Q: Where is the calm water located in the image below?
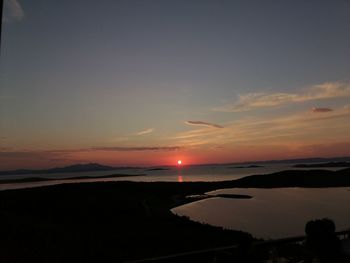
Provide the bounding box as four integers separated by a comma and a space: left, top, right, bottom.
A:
172, 187, 350, 239
2, 165, 349, 239
0, 164, 342, 191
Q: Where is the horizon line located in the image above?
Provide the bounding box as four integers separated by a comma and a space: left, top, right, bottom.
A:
1, 155, 350, 172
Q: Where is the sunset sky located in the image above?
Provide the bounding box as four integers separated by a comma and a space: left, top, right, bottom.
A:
1, 0, 350, 169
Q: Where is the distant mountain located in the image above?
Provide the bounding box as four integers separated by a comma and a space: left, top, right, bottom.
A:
293, 162, 350, 168
190, 156, 350, 167
227, 156, 350, 165
2, 156, 350, 176
0, 163, 126, 176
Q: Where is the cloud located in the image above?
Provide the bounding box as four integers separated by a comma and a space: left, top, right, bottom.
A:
214, 82, 350, 112
0, 145, 183, 168
185, 120, 224, 128
134, 128, 155, 135
173, 106, 350, 148
0, 147, 11, 151
91, 146, 181, 151
297, 142, 350, 157
311, 107, 333, 113
0, 145, 182, 159
0, 150, 68, 160
3, 0, 24, 22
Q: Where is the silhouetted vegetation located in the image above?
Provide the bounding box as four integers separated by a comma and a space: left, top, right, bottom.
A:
305, 218, 341, 262
0, 182, 253, 263
1, 168, 350, 262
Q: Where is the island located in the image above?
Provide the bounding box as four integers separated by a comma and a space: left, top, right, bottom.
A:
1, 167, 350, 262
0, 173, 146, 184
0, 163, 140, 176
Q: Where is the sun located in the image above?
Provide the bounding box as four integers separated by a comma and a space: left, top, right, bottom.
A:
177, 160, 182, 165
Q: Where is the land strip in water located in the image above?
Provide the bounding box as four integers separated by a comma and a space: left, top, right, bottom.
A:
1, 168, 350, 262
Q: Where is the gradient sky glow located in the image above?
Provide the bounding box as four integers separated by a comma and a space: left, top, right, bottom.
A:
1, 0, 350, 169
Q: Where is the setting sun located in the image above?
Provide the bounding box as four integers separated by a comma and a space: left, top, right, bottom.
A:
177, 160, 182, 165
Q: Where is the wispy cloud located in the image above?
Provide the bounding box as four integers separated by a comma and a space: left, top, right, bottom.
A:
311, 107, 333, 113
3, 0, 24, 22
134, 128, 155, 135
0, 145, 182, 159
174, 107, 350, 147
185, 120, 224, 128
214, 82, 350, 112
91, 146, 181, 151
0, 145, 182, 166
0, 150, 69, 160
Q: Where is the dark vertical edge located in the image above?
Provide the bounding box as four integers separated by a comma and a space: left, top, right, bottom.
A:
0, 0, 3, 54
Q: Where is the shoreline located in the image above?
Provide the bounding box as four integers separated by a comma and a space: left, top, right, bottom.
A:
1, 167, 350, 188
0, 180, 255, 263
0, 173, 146, 185
1, 168, 350, 262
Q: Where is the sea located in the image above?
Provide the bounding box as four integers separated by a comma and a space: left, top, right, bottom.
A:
0, 163, 343, 190
172, 187, 350, 239
1, 163, 349, 239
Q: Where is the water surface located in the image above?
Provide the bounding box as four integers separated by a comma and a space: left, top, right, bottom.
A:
172, 187, 350, 239
0, 164, 343, 191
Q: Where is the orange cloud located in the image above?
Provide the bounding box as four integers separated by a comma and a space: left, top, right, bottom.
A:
214, 82, 350, 112
185, 120, 224, 128
91, 146, 181, 151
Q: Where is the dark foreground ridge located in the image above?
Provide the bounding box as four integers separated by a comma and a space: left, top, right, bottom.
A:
1, 168, 350, 262
0, 181, 253, 263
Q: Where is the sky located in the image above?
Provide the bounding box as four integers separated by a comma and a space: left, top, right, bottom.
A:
1, 0, 350, 169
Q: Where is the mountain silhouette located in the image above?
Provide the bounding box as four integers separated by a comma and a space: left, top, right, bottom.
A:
0, 163, 123, 176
